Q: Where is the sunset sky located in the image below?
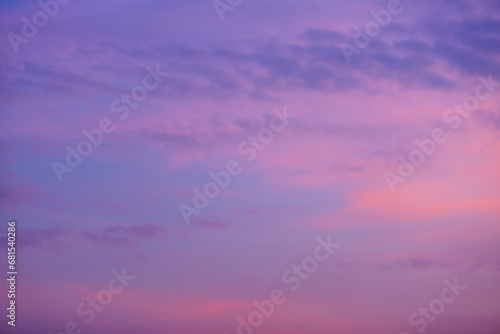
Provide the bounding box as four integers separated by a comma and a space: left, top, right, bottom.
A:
1, 0, 500, 333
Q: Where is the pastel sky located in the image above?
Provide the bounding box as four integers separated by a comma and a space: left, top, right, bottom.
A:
1, 0, 500, 333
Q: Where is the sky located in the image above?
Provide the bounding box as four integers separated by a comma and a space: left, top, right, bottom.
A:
0, 0, 500, 333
